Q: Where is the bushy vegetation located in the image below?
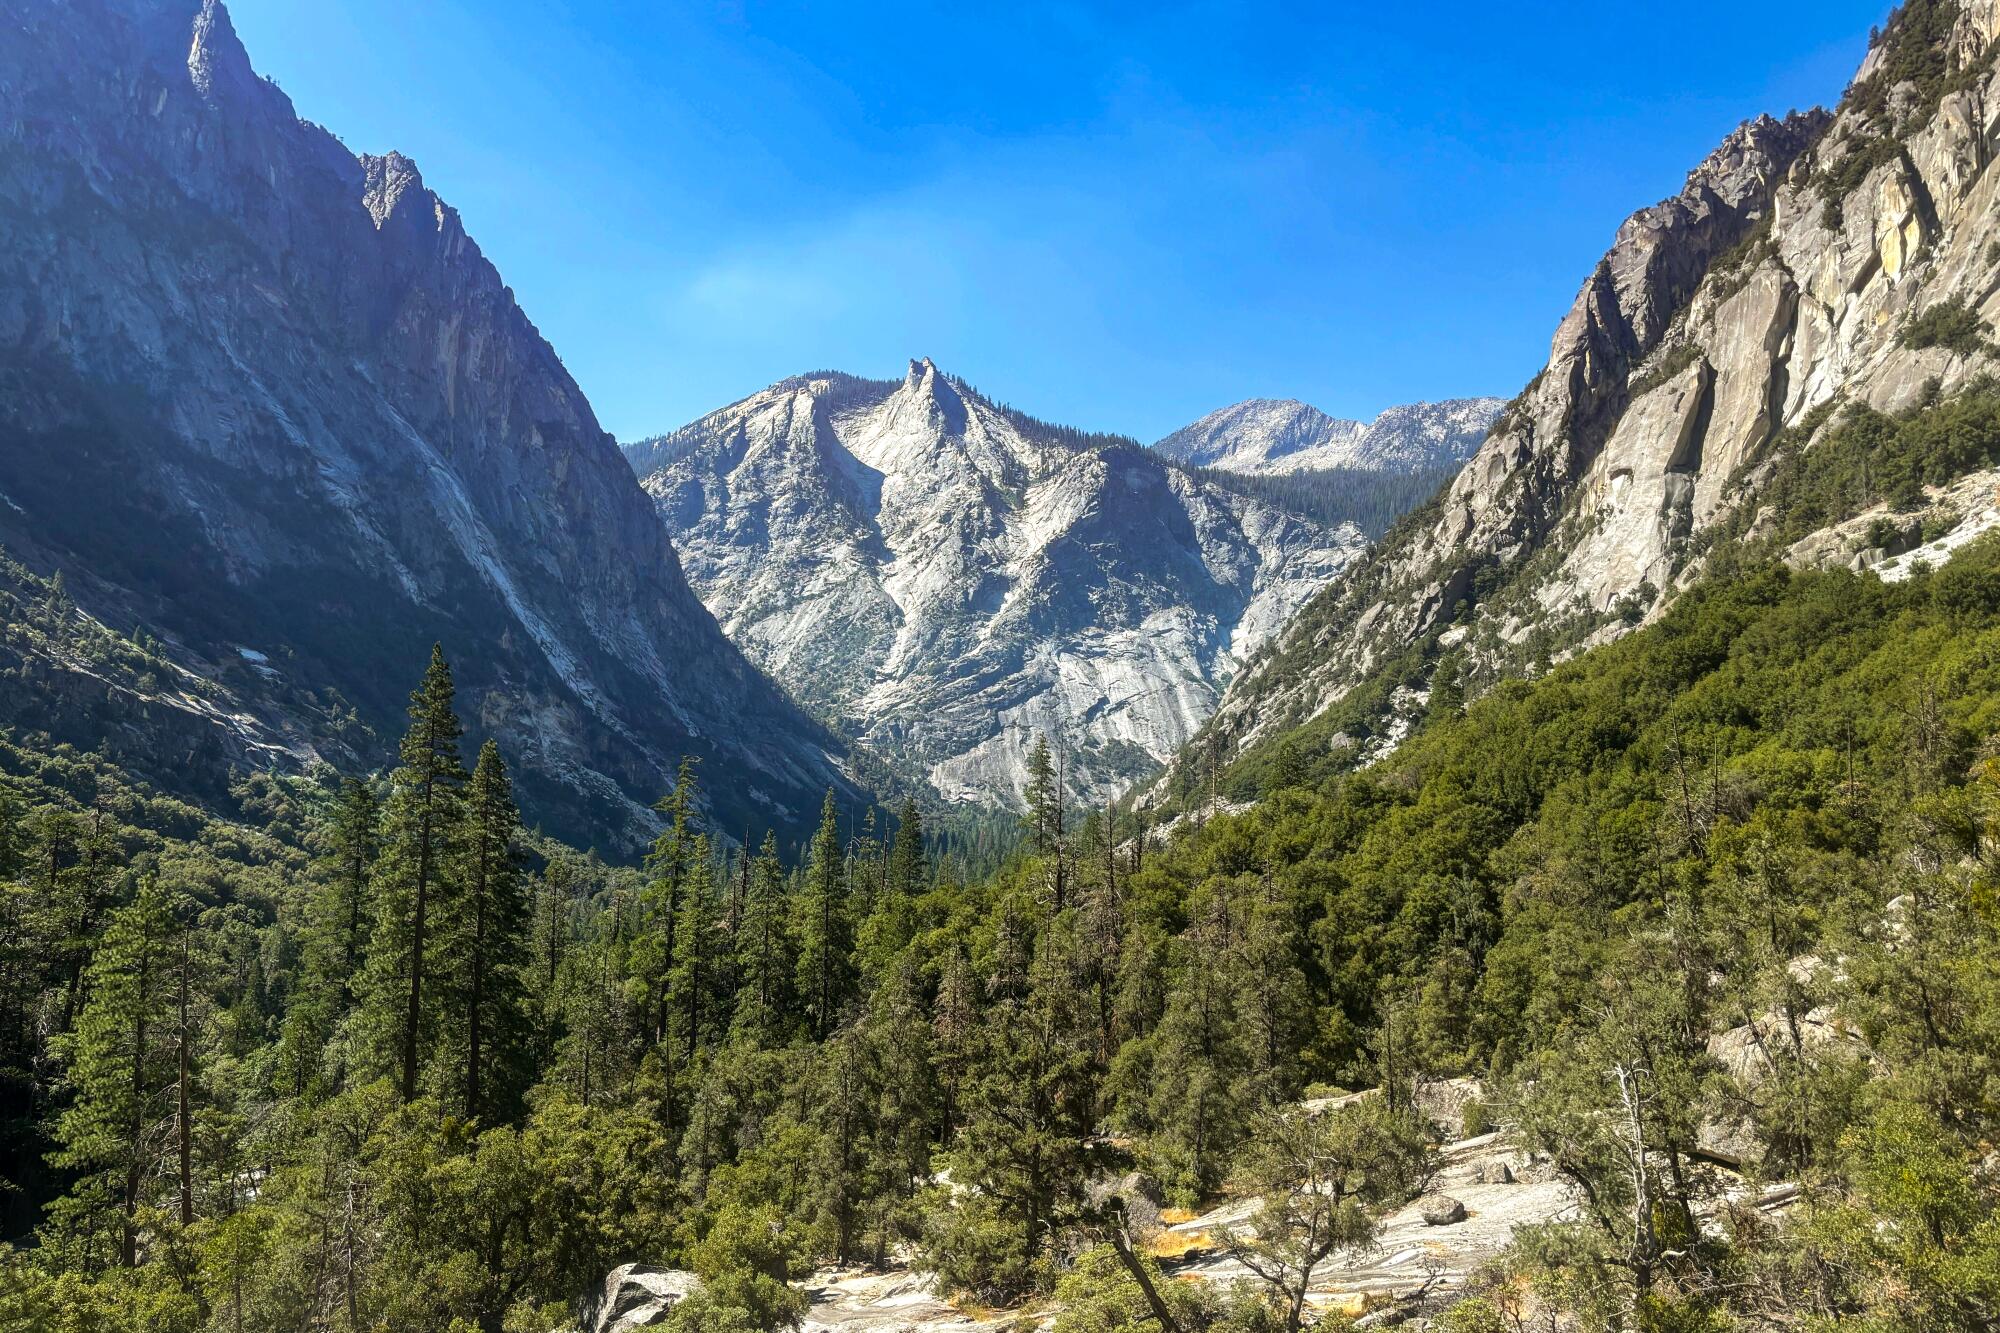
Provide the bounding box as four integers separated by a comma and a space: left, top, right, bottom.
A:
7, 528, 2000, 1329
1625, 342, 1706, 403
1711, 382, 2000, 547
1901, 297, 1995, 355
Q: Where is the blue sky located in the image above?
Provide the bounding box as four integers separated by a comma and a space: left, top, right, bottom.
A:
228, 1, 1887, 443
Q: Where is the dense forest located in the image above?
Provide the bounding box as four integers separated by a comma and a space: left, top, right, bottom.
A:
1184, 464, 1464, 540
1, 501, 1998, 1329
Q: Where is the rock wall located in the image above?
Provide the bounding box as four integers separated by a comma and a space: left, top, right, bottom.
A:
1180, 2, 2000, 787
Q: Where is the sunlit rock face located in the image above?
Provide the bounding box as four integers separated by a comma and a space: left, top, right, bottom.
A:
1179, 5, 2000, 784
628, 361, 1366, 807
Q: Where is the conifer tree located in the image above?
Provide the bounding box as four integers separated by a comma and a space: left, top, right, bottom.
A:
52, 877, 183, 1267
452, 739, 530, 1123
358, 645, 468, 1101
668, 836, 730, 1064
888, 799, 925, 901
859, 800, 924, 984
1145, 893, 1251, 1201
1023, 735, 1068, 908
858, 956, 940, 1258
640, 758, 701, 1047
796, 790, 856, 1039
320, 778, 379, 996
531, 849, 580, 997
733, 832, 797, 1044
1237, 884, 1310, 1108
277, 777, 380, 1101
927, 916, 1096, 1299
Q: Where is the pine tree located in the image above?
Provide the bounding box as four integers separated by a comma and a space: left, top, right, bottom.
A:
52, 877, 183, 1267
277, 777, 380, 1101
859, 800, 924, 984
796, 790, 856, 1040
733, 832, 797, 1045
857, 956, 940, 1259
888, 800, 925, 901
358, 645, 468, 1102
320, 778, 379, 995
1022, 735, 1067, 909
531, 849, 579, 998
1145, 892, 1251, 1201
809, 1027, 873, 1263
927, 915, 1096, 1298
640, 758, 701, 1048
1237, 884, 1310, 1109
451, 739, 530, 1124
668, 836, 729, 1064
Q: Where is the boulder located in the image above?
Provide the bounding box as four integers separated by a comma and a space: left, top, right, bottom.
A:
1412, 1077, 1486, 1140
1475, 1160, 1514, 1185
1088, 1170, 1165, 1235
1420, 1194, 1467, 1226
581, 1264, 702, 1333
1697, 1111, 1764, 1170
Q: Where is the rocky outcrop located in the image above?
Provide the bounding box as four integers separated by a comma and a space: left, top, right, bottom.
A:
1178, 2, 2000, 790
581, 1265, 701, 1333
0, 0, 856, 846
628, 362, 1365, 806
1153, 398, 1504, 475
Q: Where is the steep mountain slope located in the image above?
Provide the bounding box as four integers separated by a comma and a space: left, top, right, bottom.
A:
1153, 397, 1504, 474
1169, 0, 2000, 807
626, 360, 1365, 806
0, 0, 855, 847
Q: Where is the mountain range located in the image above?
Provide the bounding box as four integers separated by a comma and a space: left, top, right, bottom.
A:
624, 362, 1367, 806
0, 0, 856, 848
1152, 397, 1505, 475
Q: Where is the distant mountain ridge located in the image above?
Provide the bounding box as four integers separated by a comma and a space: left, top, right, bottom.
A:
625, 359, 1367, 807
1153, 397, 1505, 475
1165, 0, 2000, 805
0, 0, 857, 847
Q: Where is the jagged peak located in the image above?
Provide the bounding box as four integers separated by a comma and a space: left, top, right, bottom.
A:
187, 0, 262, 105
360, 151, 429, 228
1673, 109, 1830, 214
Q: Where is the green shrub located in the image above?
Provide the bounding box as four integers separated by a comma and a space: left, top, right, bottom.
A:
1900, 298, 1992, 355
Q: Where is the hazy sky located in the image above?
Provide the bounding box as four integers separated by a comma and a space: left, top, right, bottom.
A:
228, 1, 1886, 442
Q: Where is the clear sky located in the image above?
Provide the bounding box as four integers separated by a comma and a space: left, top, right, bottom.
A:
227, 1, 1887, 443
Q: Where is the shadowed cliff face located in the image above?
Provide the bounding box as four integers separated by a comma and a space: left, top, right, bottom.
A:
628, 360, 1366, 808
1179, 1, 2000, 792
0, 0, 856, 848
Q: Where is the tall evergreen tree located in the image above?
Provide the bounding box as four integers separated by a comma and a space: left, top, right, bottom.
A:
1022, 736, 1067, 909
531, 849, 580, 998
668, 836, 730, 1064
277, 777, 380, 1101
319, 778, 379, 997
451, 739, 530, 1124
733, 832, 797, 1045
796, 790, 856, 1040
859, 801, 924, 984
640, 758, 701, 1048
1144, 892, 1251, 1201
51, 877, 183, 1267
927, 915, 1096, 1299
358, 645, 468, 1101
